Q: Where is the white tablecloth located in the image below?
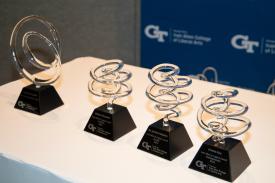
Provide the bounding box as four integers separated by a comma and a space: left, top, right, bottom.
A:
0, 57, 274, 183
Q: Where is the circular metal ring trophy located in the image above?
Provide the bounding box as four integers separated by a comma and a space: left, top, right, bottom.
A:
10, 15, 63, 115
138, 63, 193, 160
189, 89, 251, 182
84, 60, 136, 141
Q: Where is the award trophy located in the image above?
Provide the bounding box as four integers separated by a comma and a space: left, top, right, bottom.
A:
189, 89, 251, 182
267, 80, 275, 95
138, 63, 193, 160
195, 66, 218, 83
84, 60, 136, 141
10, 15, 63, 115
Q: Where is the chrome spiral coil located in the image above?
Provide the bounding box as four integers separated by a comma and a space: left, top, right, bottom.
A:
10, 15, 61, 87
146, 63, 193, 127
88, 59, 132, 111
197, 66, 218, 83
198, 89, 251, 144
267, 80, 275, 95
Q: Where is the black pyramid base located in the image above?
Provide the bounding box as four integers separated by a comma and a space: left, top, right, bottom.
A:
84, 103, 136, 141
189, 136, 251, 182
138, 119, 193, 161
14, 84, 64, 115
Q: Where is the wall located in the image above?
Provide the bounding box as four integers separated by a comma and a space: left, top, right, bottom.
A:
0, 0, 140, 85
140, 0, 275, 93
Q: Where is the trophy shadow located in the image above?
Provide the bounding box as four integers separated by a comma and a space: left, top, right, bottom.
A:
0, 91, 18, 106
17, 108, 61, 122
124, 125, 147, 149
83, 131, 115, 145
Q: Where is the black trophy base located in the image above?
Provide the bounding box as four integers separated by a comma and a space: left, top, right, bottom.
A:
137, 119, 193, 161
84, 103, 136, 141
14, 84, 64, 115
189, 136, 251, 182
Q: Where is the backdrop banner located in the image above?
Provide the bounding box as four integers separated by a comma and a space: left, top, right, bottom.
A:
140, 0, 275, 94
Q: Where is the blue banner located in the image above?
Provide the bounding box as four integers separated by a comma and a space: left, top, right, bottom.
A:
141, 0, 275, 93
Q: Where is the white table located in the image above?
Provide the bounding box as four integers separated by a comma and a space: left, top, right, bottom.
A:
0, 57, 274, 183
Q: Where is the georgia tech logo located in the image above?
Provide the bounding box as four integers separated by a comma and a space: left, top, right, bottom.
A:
142, 141, 151, 151
231, 34, 259, 54
88, 124, 96, 132
17, 101, 26, 108
195, 160, 207, 170
144, 25, 168, 42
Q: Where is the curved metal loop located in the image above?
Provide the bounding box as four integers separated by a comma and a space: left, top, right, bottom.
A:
267, 80, 275, 95
146, 63, 193, 126
198, 89, 251, 143
202, 66, 218, 83
201, 96, 248, 117
10, 15, 61, 87
88, 59, 132, 111
211, 89, 238, 99
191, 66, 218, 83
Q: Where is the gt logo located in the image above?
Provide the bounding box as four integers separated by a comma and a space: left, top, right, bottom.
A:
144, 25, 168, 42
231, 34, 259, 54
195, 160, 207, 170
142, 141, 151, 151
17, 101, 26, 108
88, 124, 96, 132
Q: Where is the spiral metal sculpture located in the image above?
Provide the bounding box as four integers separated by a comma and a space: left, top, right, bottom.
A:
146, 63, 193, 127
198, 89, 251, 144
88, 59, 132, 111
195, 66, 218, 83
10, 15, 61, 87
267, 80, 275, 95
